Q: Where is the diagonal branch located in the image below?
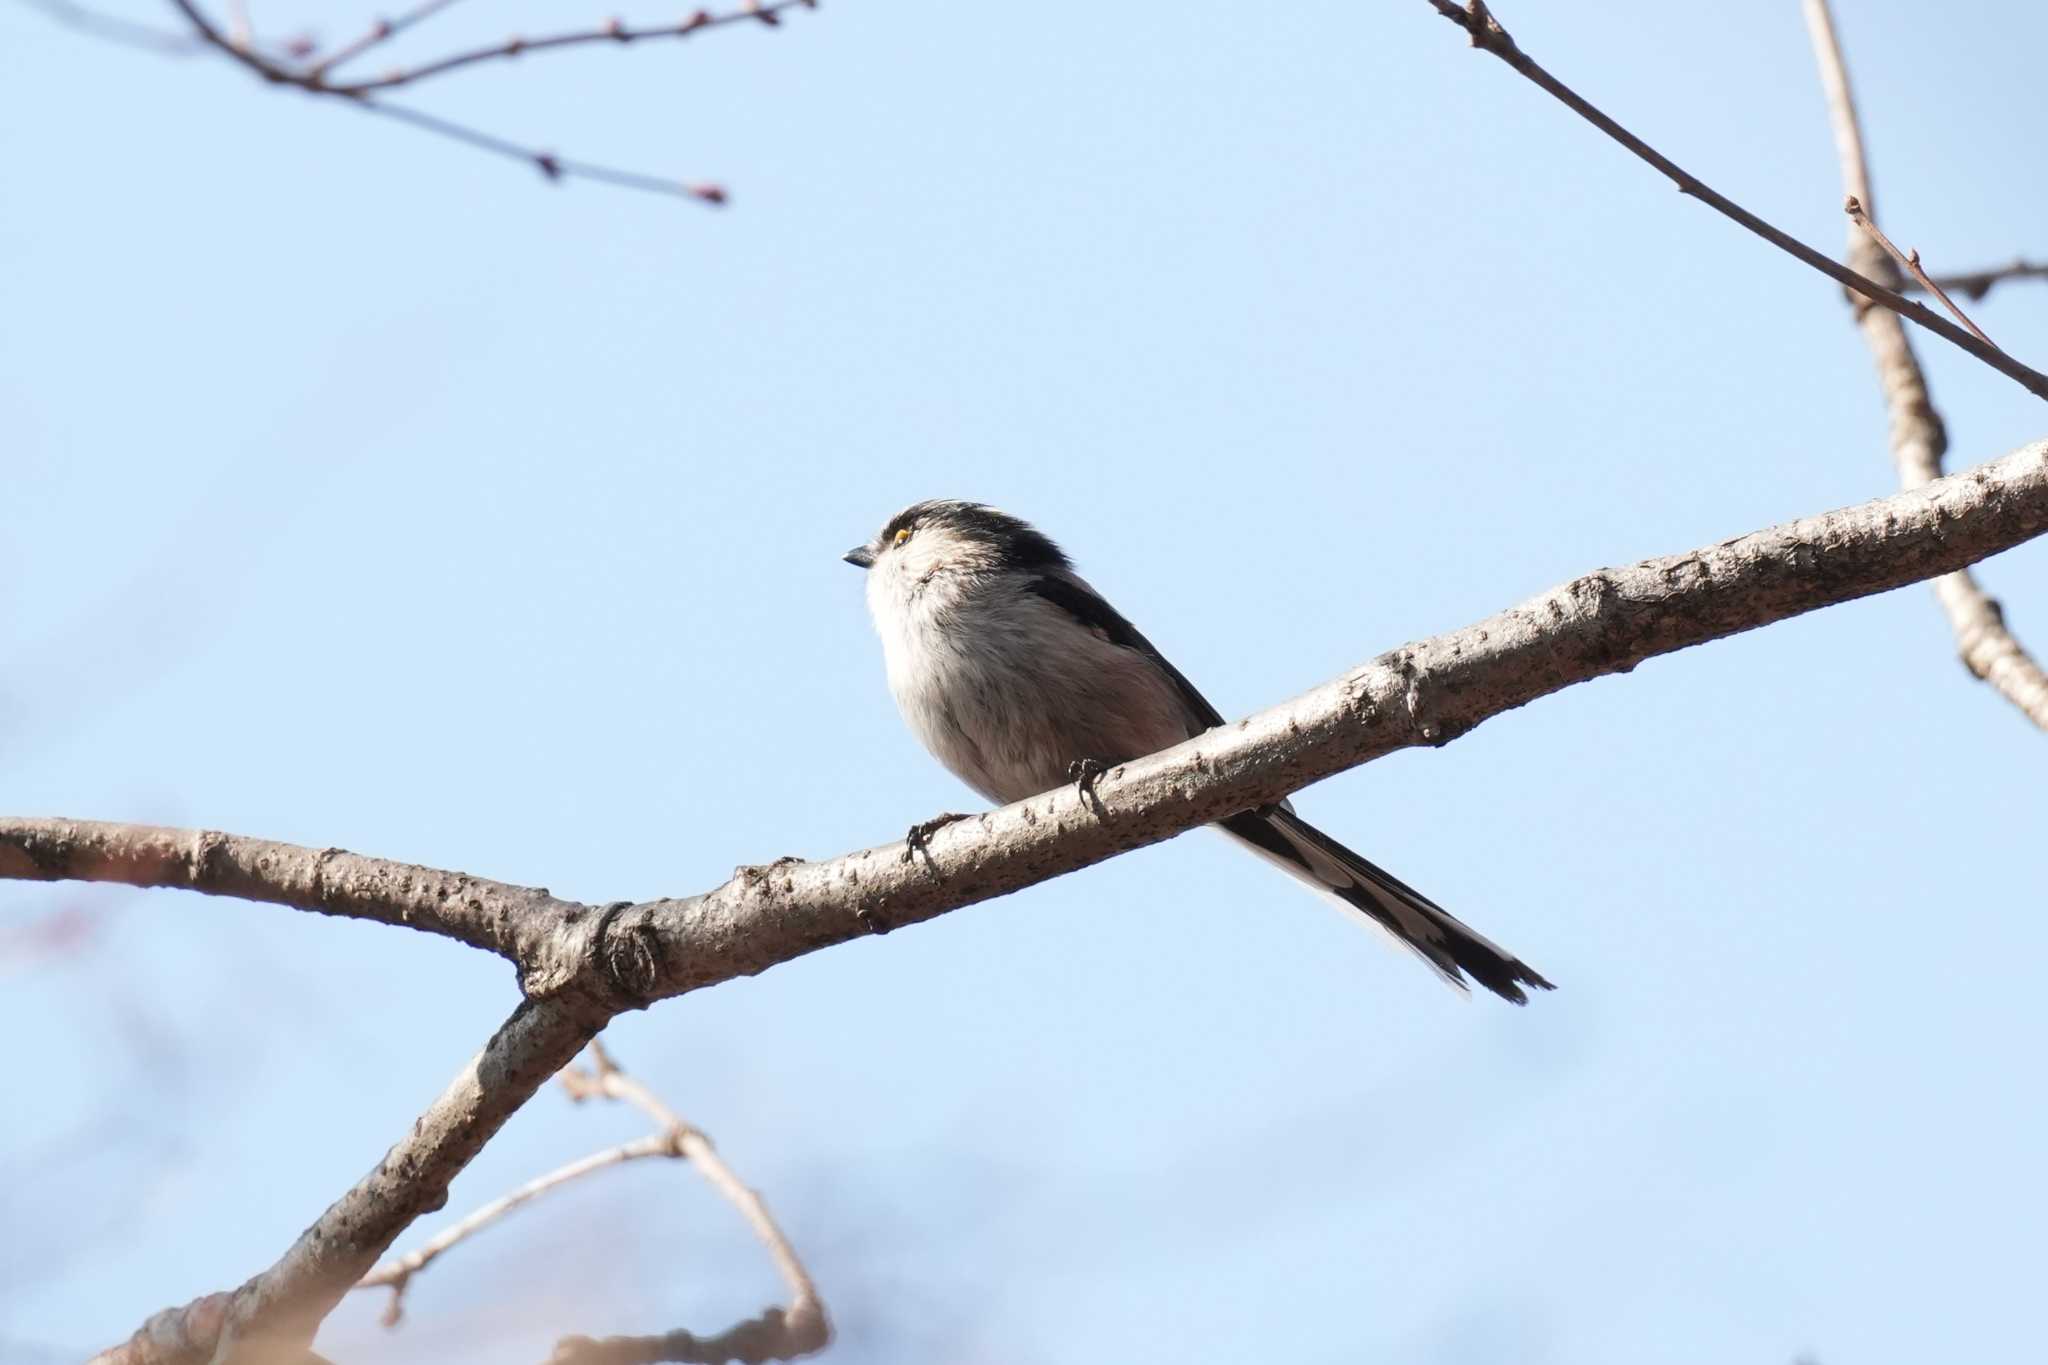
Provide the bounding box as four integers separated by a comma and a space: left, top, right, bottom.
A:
1420, 0, 2048, 404
87, 995, 607, 1365
39, 434, 2048, 1364
1804, 0, 2048, 730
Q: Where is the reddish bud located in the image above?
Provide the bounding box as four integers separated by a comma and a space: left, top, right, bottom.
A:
687, 182, 728, 206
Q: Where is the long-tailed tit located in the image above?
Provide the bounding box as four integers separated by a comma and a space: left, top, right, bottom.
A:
845, 500, 1552, 1004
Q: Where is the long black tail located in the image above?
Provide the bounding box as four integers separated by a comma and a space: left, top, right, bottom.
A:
1218, 806, 1554, 1004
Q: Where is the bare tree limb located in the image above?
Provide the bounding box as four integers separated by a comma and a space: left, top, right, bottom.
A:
1420, 0, 2048, 404
1805, 0, 2048, 730
86, 997, 607, 1365
31, 434, 2048, 1363
0, 820, 579, 970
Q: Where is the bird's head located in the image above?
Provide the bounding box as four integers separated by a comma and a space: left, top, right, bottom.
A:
844, 500, 1069, 601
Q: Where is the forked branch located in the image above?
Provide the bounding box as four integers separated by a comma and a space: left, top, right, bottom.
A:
1804, 0, 2048, 729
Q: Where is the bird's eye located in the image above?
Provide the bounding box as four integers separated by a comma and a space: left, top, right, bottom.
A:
892, 527, 913, 547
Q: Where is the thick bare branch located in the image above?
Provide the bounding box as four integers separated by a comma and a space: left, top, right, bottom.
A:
0, 819, 580, 969
1421, 0, 2048, 404
37, 435, 2048, 1364
1805, 0, 2048, 729
87, 997, 607, 1365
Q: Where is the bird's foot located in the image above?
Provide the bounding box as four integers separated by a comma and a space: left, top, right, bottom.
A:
901, 811, 970, 868
1068, 758, 1110, 817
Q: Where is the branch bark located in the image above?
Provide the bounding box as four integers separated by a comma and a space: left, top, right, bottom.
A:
25, 433, 2048, 1362
0, 821, 578, 967
1805, 0, 2048, 729
84, 995, 604, 1365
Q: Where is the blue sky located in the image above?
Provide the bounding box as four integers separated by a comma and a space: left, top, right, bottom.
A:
4, 2, 2046, 1362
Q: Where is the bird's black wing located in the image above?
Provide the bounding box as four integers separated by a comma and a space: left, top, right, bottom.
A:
1027, 574, 1551, 1002
1024, 573, 1226, 730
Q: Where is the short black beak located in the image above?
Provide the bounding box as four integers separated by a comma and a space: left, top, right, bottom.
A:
843, 545, 876, 569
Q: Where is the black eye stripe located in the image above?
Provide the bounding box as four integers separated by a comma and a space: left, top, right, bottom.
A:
872, 500, 1069, 571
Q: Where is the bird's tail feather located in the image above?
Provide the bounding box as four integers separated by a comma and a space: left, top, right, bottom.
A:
1217, 807, 1553, 1005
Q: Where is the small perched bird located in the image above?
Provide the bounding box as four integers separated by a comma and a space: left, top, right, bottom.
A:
844, 499, 1553, 1004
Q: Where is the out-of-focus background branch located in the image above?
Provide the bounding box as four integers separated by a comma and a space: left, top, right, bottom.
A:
360, 1041, 827, 1364
20, 0, 817, 198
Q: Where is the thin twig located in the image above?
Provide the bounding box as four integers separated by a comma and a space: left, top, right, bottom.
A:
1805, 0, 2048, 730
1421, 0, 2048, 405
356, 1041, 828, 1355
307, 0, 465, 78
357, 98, 729, 203
1844, 196, 1998, 347
555, 1044, 827, 1361
1910, 259, 2048, 302
356, 1134, 677, 1325
330, 1, 819, 95
139, 0, 810, 203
